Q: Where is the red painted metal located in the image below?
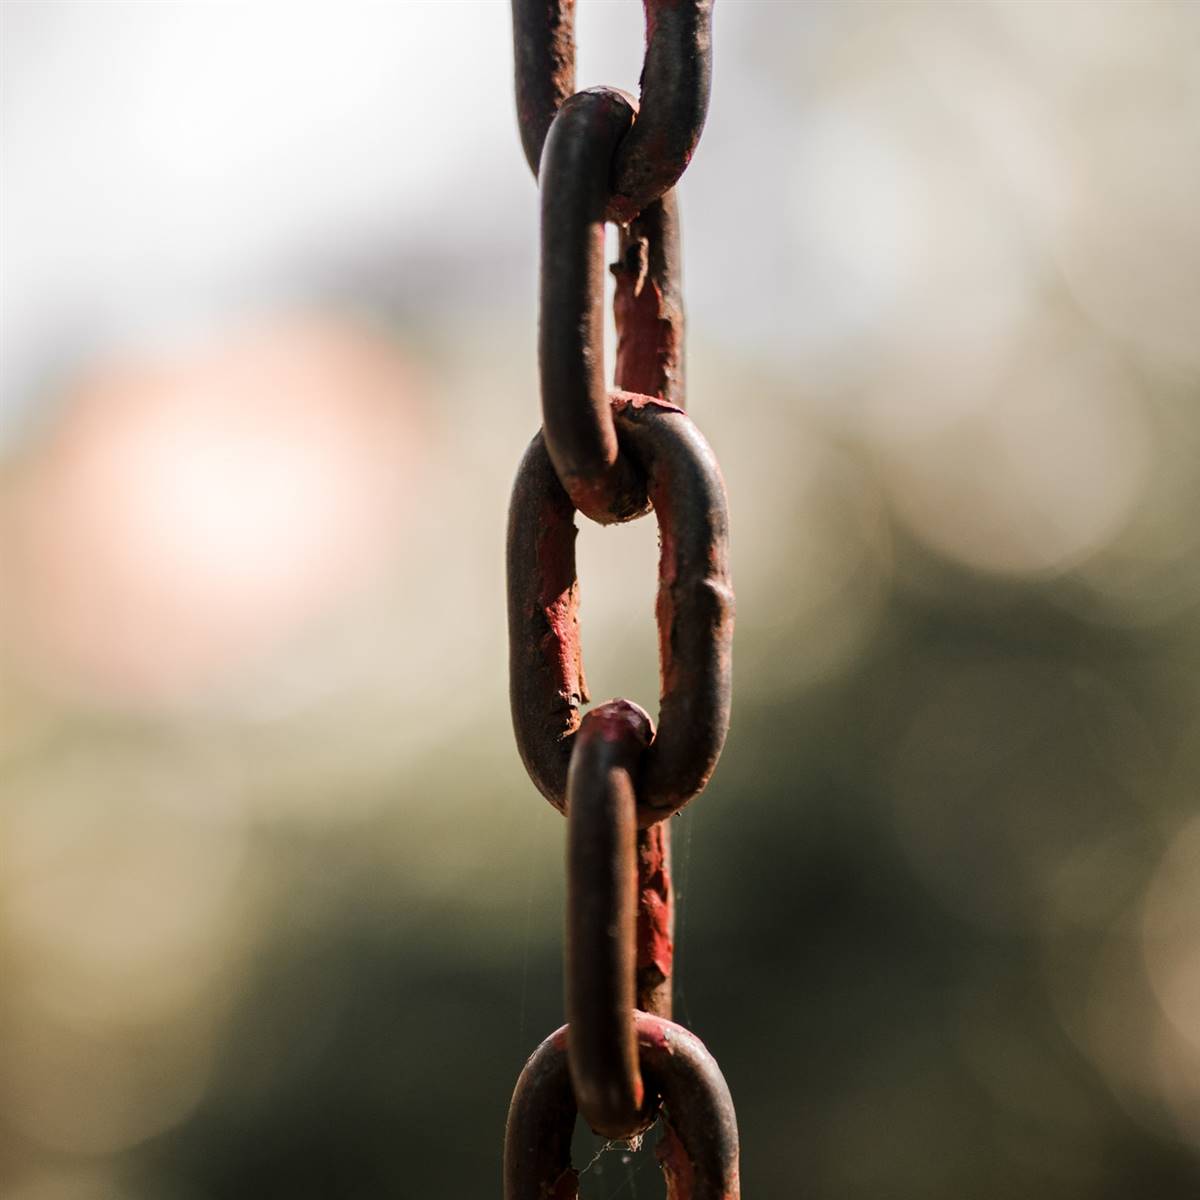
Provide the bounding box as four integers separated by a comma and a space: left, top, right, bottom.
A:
504, 1015, 741, 1200
506, 397, 733, 823
636, 818, 674, 1018
614, 190, 685, 408
505, 431, 582, 811
504, 2, 739, 1190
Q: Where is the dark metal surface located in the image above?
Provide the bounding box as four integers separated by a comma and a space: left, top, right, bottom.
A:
538, 93, 689, 521
512, 0, 576, 178
539, 87, 649, 524
504, 1016, 741, 1200
506, 398, 733, 822
503, 1026, 578, 1200
565, 700, 653, 1138
505, 1, 738, 1184
512, 0, 714, 223
614, 394, 733, 822
608, 0, 714, 226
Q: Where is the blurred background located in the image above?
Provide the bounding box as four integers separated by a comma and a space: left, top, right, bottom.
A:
3, 1, 1200, 1196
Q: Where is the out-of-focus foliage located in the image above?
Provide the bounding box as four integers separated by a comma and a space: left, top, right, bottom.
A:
2, 2, 1199, 1197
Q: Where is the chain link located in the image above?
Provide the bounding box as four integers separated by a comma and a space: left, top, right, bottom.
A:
505, 1016, 739, 1198
508, 396, 732, 819
504, 3, 739, 1194
512, 0, 714, 220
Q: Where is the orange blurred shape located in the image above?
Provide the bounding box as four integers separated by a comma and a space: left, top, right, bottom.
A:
3, 316, 416, 707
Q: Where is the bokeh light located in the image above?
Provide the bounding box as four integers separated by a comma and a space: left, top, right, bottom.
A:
3, 318, 414, 705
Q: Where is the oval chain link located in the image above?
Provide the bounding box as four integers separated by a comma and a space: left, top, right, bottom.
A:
505, 1016, 740, 1199
506, 396, 732, 823
503, 1, 740, 1191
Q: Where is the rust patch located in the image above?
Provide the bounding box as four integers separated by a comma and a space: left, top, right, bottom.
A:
637, 821, 675, 1013
657, 1122, 696, 1200
613, 250, 680, 402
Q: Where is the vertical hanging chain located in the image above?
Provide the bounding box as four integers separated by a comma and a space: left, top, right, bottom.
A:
504, 3, 739, 1196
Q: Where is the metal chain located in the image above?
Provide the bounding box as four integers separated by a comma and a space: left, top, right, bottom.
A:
503, 3, 739, 1195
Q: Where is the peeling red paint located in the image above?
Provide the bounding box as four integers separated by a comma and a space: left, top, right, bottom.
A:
613, 235, 681, 403
637, 821, 675, 1005
657, 1123, 696, 1200
509, 400, 732, 823
610, 390, 682, 418
533, 497, 587, 714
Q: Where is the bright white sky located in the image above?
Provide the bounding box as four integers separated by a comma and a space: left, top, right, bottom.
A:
0, 1, 655, 442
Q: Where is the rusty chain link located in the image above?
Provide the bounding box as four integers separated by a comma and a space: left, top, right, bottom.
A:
504, 2, 739, 1194
512, 0, 713, 221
